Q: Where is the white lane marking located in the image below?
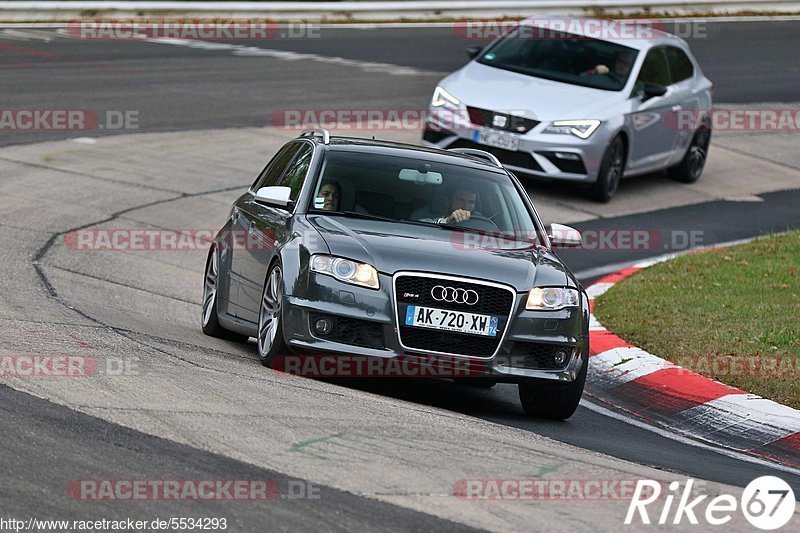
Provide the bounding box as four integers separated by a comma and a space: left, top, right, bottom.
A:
143, 37, 443, 76
588, 315, 604, 330
0, 28, 67, 41
585, 282, 614, 299
580, 398, 800, 477
589, 346, 668, 386
672, 394, 800, 446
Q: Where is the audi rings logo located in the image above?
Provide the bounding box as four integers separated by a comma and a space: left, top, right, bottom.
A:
431, 285, 479, 305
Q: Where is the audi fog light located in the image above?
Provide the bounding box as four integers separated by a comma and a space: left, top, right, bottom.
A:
310, 254, 380, 289
526, 287, 579, 311
314, 317, 334, 335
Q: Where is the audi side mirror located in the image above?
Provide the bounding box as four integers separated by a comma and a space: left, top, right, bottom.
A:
548, 223, 582, 248
254, 186, 292, 208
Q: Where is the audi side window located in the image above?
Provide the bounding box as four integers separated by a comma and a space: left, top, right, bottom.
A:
250, 143, 301, 191
635, 47, 671, 87
666, 46, 694, 83
277, 143, 313, 201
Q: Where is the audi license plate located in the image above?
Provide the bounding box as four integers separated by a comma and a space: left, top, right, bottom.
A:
404, 306, 499, 337
474, 128, 519, 151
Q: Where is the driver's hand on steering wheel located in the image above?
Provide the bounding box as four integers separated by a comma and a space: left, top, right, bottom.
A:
445, 209, 472, 224
593, 64, 610, 75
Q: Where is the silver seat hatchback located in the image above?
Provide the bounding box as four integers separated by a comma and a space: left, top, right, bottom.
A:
423, 18, 713, 201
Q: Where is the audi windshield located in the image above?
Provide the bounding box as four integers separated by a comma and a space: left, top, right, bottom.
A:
308, 149, 544, 242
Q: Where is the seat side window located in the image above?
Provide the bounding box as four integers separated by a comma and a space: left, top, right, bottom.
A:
277, 144, 313, 201
665, 46, 694, 83
250, 144, 301, 191
636, 47, 671, 88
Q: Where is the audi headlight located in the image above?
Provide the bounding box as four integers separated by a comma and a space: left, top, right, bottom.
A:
543, 120, 601, 139
431, 86, 461, 110
526, 287, 579, 311
310, 254, 379, 290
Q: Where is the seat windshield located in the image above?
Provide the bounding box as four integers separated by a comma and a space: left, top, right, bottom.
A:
309, 149, 543, 244
477, 28, 638, 91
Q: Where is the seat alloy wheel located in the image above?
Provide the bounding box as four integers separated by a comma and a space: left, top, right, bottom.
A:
668, 123, 711, 184
590, 135, 625, 202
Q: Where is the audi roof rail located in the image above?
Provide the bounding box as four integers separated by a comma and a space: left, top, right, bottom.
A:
447, 147, 502, 168
298, 128, 330, 145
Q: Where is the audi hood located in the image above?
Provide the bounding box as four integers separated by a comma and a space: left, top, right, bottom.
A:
307, 215, 573, 292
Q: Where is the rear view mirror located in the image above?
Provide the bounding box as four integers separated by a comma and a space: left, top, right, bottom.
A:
399, 168, 443, 185
254, 186, 292, 207
548, 223, 582, 248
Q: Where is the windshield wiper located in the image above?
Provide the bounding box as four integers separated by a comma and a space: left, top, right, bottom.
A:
437, 223, 540, 246
322, 210, 398, 224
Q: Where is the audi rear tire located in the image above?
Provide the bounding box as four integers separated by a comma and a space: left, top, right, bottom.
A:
201, 245, 249, 343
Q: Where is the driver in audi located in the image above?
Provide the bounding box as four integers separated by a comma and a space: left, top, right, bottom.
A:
417, 181, 478, 225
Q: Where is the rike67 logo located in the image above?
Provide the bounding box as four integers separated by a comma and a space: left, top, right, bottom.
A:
626, 477, 796, 530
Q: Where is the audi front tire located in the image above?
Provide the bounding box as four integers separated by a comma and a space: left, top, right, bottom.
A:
518, 354, 587, 420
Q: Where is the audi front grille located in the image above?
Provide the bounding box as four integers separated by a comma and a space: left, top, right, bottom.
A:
393, 273, 516, 358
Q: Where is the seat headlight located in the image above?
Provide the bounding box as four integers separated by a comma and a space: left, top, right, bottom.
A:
311, 254, 380, 290
543, 120, 601, 139
526, 287, 579, 310
431, 86, 461, 110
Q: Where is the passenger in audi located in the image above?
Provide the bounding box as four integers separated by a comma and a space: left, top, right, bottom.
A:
315, 180, 341, 211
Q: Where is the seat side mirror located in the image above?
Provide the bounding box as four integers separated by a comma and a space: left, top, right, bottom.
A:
642, 82, 668, 101
467, 45, 484, 60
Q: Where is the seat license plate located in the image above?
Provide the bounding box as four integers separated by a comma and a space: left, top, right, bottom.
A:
474, 128, 519, 151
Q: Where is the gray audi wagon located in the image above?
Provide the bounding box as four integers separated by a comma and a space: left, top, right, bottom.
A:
202, 129, 590, 419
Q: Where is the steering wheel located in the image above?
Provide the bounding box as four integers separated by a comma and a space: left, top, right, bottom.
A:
452, 213, 499, 231
606, 72, 624, 85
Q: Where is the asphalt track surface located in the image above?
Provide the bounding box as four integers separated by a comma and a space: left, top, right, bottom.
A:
2, 20, 800, 530
2, 20, 800, 147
